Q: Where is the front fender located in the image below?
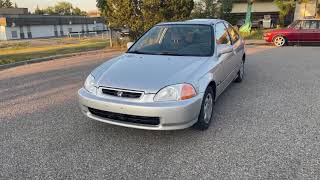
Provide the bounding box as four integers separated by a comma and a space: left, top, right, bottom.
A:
197, 72, 219, 101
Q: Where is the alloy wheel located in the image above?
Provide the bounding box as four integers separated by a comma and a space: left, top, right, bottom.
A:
274, 36, 285, 47
203, 93, 213, 123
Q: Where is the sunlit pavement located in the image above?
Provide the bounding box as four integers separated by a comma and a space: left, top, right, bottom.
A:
1, 46, 320, 179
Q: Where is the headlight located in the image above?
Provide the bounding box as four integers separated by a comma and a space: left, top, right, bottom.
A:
154, 84, 197, 102
84, 74, 97, 94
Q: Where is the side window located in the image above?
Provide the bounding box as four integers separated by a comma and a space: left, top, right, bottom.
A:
300, 20, 317, 29
309, 21, 318, 29
215, 23, 231, 45
224, 22, 240, 43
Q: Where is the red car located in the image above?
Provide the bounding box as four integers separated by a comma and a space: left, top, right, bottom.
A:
264, 19, 320, 47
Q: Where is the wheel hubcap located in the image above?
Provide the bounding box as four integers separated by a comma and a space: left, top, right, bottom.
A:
203, 93, 213, 123
274, 36, 285, 46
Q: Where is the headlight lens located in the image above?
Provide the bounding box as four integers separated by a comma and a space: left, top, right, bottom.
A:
84, 74, 96, 94
154, 84, 196, 102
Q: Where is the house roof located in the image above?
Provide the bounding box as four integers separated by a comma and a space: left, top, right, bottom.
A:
0, 15, 105, 27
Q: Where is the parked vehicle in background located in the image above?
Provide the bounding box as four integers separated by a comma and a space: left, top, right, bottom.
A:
264, 19, 320, 47
78, 19, 246, 130
236, 19, 263, 29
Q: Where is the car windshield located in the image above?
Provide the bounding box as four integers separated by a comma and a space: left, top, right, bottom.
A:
128, 24, 213, 56
288, 20, 300, 28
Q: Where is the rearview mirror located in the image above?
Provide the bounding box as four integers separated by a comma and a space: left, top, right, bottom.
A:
127, 42, 134, 49
217, 44, 233, 57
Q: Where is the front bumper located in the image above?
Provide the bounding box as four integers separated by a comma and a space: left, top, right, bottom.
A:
78, 88, 203, 130
264, 35, 273, 42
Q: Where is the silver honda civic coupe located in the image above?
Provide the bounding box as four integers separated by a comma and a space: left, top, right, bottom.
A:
78, 19, 246, 130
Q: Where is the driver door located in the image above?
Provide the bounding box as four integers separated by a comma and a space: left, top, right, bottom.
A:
215, 22, 234, 93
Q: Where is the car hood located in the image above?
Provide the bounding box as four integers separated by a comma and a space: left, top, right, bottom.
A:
94, 53, 210, 93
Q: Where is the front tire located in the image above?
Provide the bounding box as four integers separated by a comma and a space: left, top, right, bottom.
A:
193, 86, 214, 130
273, 35, 286, 47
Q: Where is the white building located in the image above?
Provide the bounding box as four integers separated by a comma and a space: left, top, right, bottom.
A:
0, 8, 107, 40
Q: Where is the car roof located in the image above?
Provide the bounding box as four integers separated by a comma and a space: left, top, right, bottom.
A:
157, 19, 223, 26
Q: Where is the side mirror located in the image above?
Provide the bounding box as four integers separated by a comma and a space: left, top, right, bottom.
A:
217, 44, 233, 57
127, 42, 134, 49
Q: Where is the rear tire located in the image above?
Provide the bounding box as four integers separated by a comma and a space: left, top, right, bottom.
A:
193, 86, 214, 130
273, 35, 286, 47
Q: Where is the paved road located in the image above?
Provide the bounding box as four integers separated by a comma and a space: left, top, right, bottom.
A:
1, 46, 320, 179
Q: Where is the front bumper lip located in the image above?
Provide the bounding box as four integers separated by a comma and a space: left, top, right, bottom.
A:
264, 35, 273, 42
78, 88, 203, 130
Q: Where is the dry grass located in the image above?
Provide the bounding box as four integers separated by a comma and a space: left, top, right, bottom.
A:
0, 38, 109, 65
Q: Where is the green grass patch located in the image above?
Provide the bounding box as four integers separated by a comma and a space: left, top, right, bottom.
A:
0, 40, 109, 65
240, 29, 272, 40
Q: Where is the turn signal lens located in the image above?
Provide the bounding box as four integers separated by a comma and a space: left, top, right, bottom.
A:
154, 84, 197, 102
180, 84, 196, 100
265, 33, 271, 36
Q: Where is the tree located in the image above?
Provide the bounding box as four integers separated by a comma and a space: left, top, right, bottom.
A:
96, 0, 107, 13
191, 0, 219, 18
34, 5, 44, 14
219, 0, 233, 18
73, 7, 87, 16
54, 1, 73, 15
1, 0, 13, 8
33, 1, 87, 16
14, 2, 17, 8
42, 6, 55, 15
274, 0, 296, 26
98, 0, 194, 40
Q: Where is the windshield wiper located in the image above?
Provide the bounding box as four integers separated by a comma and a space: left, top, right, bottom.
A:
157, 52, 184, 56
127, 50, 148, 54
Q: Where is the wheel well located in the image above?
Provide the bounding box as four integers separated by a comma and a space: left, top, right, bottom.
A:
208, 81, 216, 100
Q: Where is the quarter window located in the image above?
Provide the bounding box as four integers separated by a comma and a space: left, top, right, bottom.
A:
215, 23, 231, 45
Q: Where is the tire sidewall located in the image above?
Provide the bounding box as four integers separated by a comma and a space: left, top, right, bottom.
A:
194, 86, 214, 130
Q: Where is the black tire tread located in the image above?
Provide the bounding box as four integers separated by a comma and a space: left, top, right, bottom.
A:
193, 86, 214, 130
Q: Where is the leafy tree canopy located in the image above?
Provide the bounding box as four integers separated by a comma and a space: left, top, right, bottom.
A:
97, 0, 194, 40
34, 1, 87, 16
191, 0, 219, 19
274, 0, 296, 26
0, 0, 14, 8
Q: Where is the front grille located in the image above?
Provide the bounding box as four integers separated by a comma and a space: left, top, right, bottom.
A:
101, 88, 142, 99
88, 107, 160, 126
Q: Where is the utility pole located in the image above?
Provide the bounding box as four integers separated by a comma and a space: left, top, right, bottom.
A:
108, 22, 113, 48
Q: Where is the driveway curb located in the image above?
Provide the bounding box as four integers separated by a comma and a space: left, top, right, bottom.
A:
0, 48, 123, 71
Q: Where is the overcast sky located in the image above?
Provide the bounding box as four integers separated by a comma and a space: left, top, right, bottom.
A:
12, 0, 98, 12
